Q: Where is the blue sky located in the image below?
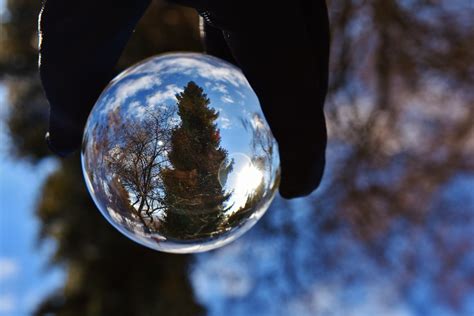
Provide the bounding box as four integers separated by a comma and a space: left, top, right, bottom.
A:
0, 85, 64, 316
1, 4, 64, 315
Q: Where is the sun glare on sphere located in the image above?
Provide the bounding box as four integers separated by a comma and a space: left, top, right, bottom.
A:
236, 163, 263, 195
223, 153, 264, 213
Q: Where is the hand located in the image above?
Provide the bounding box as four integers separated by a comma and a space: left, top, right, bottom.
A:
39, 0, 329, 198
192, 1, 330, 198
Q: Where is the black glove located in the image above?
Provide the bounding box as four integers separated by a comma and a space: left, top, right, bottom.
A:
39, 0, 329, 199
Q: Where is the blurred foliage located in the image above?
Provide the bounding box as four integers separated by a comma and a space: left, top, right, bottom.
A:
326, 0, 473, 240
34, 158, 203, 316
0, 0, 39, 75
1, 0, 473, 315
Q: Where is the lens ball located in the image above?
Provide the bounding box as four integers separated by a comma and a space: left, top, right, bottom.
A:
81, 53, 280, 253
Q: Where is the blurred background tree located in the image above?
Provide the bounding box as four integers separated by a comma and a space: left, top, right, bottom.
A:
1, 1, 205, 315
0, 0, 473, 315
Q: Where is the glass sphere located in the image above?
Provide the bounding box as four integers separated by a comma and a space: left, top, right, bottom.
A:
81, 53, 280, 253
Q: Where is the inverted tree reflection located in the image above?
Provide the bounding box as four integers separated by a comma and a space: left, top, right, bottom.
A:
160, 81, 232, 239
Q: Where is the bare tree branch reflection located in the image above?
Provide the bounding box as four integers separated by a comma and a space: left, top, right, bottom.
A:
105, 107, 175, 232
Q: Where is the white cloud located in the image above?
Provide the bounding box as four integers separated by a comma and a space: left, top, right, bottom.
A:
214, 107, 232, 129
220, 95, 234, 104
147, 84, 182, 106
236, 90, 246, 99
212, 83, 228, 94
148, 54, 249, 88
127, 100, 146, 118
118, 84, 182, 119
0, 294, 15, 313
217, 116, 232, 129
115, 75, 161, 103
100, 74, 162, 115
0, 258, 19, 281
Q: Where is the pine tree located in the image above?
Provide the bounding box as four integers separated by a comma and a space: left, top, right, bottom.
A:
160, 81, 231, 240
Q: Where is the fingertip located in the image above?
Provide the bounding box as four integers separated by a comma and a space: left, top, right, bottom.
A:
278, 150, 326, 200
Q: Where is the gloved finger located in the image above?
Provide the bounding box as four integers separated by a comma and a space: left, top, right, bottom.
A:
39, 0, 151, 156
191, 1, 330, 198
201, 21, 237, 66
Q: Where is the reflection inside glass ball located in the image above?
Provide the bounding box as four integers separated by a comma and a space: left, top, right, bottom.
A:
81, 53, 280, 253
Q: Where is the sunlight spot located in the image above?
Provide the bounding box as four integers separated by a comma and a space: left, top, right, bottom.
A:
220, 153, 263, 213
